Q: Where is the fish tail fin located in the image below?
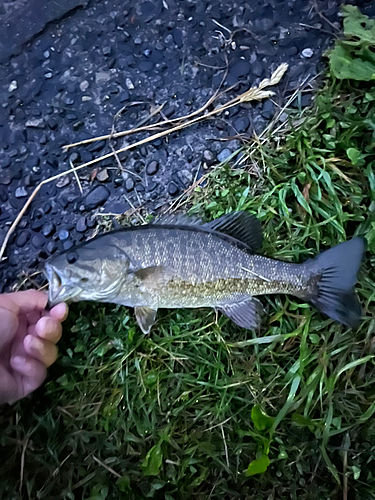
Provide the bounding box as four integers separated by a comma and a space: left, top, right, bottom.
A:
306, 237, 365, 328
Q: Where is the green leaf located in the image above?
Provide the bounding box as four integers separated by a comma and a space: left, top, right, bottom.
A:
141, 444, 163, 476
291, 178, 312, 214
342, 5, 375, 46
116, 476, 130, 492
251, 405, 274, 431
346, 147, 363, 166
328, 6, 375, 81
245, 454, 270, 476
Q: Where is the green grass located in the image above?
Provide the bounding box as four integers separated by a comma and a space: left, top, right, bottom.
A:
1, 6, 375, 500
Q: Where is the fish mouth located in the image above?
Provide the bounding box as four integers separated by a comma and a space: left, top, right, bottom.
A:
43, 263, 80, 307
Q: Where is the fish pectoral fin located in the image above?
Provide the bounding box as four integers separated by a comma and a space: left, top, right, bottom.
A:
134, 306, 158, 334
134, 266, 172, 288
218, 297, 263, 330
202, 211, 263, 253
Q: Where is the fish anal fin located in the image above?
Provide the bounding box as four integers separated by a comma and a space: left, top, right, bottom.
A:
135, 306, 157, 334
202, 211, 262, 252
219, 297, 263, 330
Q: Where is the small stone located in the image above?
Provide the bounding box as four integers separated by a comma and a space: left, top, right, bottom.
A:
31, 234, 45, 248
230, 60, 251, 78
0, 172, 12, 185
42, 222, 55, 237
125, 178, 135, 191
16, 231, 30, 247
15, 187, 28, 198
63, 240, 74, 251
56, 176, 70, 188
31, 220, 44, 232
67, 251, 79, 263
126, 78, 134, 90
97, 169, 109, 182
26, 118, 44, 128
102, 45, 112, 56
66, 113, 77, 122
120, 89, 130, 102
47, 117, 58, 130
217, 149, 232, 163
64, 96, 74, 106
86, 218, 96, 228
58, 229, 70, 241
261, 100, 275, 119
134, 161, 144, 173
134, 36, 142, 45
203, 149, 215, 166
285, 46, 299, 56
163, 106, 175, 118
147, 180, 157, 191
173, 28, 183, 47
251, 62, 263, 77
46, 241, 57, 254
8, 80, 18, 92
44, 72, 53, 79
139, 61, 154, 72
84, 185, 110, 209
302, 48, 314, 58
234, 116, 250, 133
95, 72, 111, 84
168, 182, 178, 196
80, 80, 89, 92
146, 160, 159, 175
76, 216, 87, 232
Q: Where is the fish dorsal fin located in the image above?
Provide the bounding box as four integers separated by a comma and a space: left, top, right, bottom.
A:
151, 213, 202, 227
202, 211, 262, 252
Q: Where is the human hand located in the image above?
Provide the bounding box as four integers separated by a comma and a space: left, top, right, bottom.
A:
0, 290, 68, 405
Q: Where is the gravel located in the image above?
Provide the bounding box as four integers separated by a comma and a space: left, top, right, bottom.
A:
2, 0, 374, 290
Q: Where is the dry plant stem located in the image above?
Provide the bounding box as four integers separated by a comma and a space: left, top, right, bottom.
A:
62, 60, 245, 152
0, 64, 288, 262
63, 84, 223, 150
70, 157, 83, 195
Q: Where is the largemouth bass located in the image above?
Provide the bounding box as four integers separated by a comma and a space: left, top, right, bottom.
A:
43, 212, 365, 333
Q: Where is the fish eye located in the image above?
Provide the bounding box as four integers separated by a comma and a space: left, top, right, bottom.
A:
81, 277, 89, 283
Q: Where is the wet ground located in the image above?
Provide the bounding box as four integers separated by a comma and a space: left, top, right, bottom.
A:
0, 0, 374, 291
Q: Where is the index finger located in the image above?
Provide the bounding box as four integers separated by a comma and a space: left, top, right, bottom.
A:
0, 290, 48, 316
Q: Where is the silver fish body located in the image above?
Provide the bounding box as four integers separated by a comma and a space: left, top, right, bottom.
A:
44, 212, 365, 333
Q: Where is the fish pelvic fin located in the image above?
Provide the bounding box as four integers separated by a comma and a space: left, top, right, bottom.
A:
135, 306, 158, 334
307, 237, 366, 328
218, 296, 263, 330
